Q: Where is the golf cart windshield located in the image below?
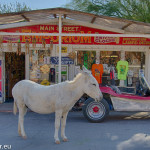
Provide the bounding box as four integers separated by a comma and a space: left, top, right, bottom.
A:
139, 74, 150, 91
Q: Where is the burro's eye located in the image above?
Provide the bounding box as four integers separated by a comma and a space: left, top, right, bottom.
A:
92, 84, 96, 86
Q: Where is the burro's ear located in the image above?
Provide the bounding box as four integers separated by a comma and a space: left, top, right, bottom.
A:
82, 65, 91, 74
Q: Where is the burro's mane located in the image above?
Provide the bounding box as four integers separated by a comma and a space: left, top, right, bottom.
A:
68, 73, 83, 84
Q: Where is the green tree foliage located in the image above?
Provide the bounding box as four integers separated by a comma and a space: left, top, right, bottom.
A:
65, 0, 150, 23
0, 1, 31, 14
65, 0, 92, 12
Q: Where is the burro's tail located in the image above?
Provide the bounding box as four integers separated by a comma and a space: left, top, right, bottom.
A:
13, 101, 17, 115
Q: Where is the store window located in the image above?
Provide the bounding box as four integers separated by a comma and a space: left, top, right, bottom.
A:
29, 48, 73, 85
125, 52, 145, 87
29, 50, 51, 85
100, 51, 120, 67
77, 51, 96, 70
100, 51, 120, 86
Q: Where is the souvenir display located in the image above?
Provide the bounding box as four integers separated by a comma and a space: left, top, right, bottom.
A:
49, 40, 53, 50
17, 39, 21, 55
40, 64, 50, 74
116, 60, 128, 80
125, 51, 145, 86
30, 69, 38, 79
29, 49, 51, 84
44, 56, 50, 64
49, 68, 55, 83
77, 51, 96, 70
127, 70, 134, 86
32, 36, 36, 49
68, 51, 76, 60
42, 38, 46, 49
110, 65, 115, 85
40, 79, 50, 86
77, 51, 84, 66
8, 40, 12, 51
102, 64, 109, 73
92, 64, 104, 84
38, 50, 44, 65
84, 53, 88, 69
25, 40, 30, 54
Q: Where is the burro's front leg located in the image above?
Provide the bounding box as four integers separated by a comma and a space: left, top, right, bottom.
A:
54, 110, 62, 144
61, 111, 69, 142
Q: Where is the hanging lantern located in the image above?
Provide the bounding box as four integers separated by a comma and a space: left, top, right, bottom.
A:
42, 38, 46, 49
17, 39, 21, 55
25, 40, 30, 54
32, 36, 36, 49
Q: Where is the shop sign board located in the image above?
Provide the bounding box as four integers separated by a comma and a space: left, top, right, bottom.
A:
1, 25, 150, 45
57, 46, 67, 53
50, 57, 74, 65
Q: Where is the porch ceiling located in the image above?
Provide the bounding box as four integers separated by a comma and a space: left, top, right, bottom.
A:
0, 7, 150, 34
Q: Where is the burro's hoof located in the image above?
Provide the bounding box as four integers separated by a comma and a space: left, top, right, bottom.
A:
63, 138, 68, 142
22, 135, 27, 139
55, 140, 60, 144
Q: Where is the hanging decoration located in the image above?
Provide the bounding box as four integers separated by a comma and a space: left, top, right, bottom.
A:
42, 38, 46, 49
67, 51, 76, 60
50, 40, 53, 50
17, 39, 21, 55
32, 36, 37, 53
29, 50, 32, 63
32, 36, 36, 49
25, 40, 30, 54
40, 64, 50, 74
7, 38, 12, 51
0, 36, 3, 49
47, 48, 51, 56
88, 51, 95, 68
78, 51, 84, 65
47, 40, 53, 56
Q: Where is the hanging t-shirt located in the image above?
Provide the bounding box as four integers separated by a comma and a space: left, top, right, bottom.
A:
84, 54, 88, 69
92, 64, 103, 84
116, 60, 128, 80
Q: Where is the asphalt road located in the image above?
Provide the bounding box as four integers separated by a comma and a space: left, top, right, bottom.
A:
1, 110, 150, 150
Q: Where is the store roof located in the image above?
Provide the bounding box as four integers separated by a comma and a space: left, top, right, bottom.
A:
0, 7, 150, 34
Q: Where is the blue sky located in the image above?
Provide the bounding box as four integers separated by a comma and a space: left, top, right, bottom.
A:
0, 0, 71, 10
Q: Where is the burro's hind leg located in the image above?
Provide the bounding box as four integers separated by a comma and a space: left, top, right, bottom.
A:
61, 111, 69, 142
18, 103, 27, 139
54, 110, 62, 144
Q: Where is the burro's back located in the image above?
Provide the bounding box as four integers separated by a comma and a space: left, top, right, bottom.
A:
12, 80, 36, 98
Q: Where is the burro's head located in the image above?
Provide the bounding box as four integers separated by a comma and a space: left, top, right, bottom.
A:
79, 66, 103, 102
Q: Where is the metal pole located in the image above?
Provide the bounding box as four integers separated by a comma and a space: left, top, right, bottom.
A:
58, 14, 62, 83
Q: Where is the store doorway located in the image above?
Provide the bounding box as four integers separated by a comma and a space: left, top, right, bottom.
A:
5, 52, 25, 102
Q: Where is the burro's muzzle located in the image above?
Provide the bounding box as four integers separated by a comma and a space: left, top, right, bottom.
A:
95, 93, 103, 102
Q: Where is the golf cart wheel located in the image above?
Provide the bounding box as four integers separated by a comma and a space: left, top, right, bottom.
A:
83, 98, 109, 123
